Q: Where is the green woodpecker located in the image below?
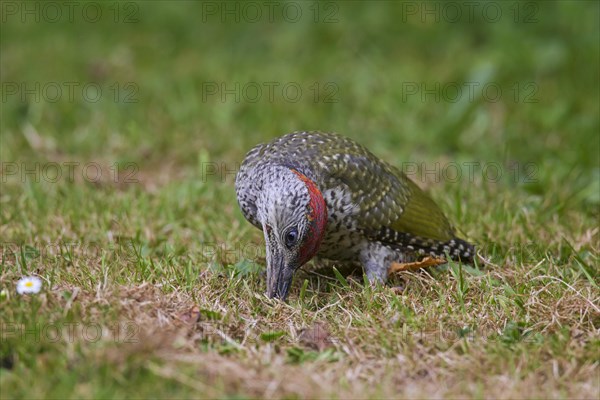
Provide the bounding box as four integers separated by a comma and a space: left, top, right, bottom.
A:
235, 131, 474, 299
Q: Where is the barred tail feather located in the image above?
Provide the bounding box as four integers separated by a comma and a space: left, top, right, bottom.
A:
405, 236, 474, 261
367, 227, 475, 262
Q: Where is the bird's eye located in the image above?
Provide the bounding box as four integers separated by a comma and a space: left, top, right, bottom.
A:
284, 228, 299, 248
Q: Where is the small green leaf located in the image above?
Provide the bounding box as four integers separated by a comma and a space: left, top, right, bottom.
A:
260, 331, 285, 342
217, 343, 239, 355
332, 267, 349, 288
286, 347, 307, 364
231, 259, 262, 277
460, 264, 485, 277
299, 279, 309, 302
315, 348, 340, 362
286, 347, 339, 364
501, 321, 529, 345
200, 309, 222, 321
563, 238, 598, 288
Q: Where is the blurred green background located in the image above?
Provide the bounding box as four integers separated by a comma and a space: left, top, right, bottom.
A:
1, 3, 598, 398
2, 0, 598, 220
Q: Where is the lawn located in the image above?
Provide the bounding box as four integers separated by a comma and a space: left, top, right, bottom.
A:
1, 1, 599, 399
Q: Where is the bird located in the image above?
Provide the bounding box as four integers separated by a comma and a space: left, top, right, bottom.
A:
235, 131, 474, 300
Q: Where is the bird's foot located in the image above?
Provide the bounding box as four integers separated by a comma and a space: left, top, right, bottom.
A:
388, 256, 446, 274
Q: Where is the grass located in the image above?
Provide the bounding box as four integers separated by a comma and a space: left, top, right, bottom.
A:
1, 1, 599, 399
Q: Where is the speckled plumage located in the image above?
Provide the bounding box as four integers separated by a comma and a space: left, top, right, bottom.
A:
235, 131, 474, 299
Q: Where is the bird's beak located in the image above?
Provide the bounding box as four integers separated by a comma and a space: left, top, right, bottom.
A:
264, 231, 296, 300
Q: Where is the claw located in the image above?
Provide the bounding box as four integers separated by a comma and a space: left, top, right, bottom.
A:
388, 256, 446, 274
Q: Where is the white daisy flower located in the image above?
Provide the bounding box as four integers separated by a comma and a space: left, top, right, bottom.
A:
16, 276, 42, 295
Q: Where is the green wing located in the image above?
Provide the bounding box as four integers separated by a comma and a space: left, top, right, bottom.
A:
389, 174, 455, 242
308, 134, 456, 242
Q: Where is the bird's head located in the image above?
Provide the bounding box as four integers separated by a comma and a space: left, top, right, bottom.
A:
257, 166, 327, 300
